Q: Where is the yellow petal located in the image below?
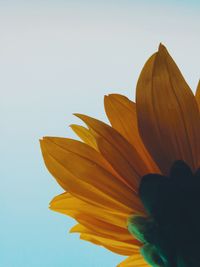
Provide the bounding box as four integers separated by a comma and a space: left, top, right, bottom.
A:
195, 80, 200, 111
136, 44, 200, 174
80, 232, 140, 256
104, 94, 159, 173
75, 113, 150, 190
41, 137, 143, 213
117, 254, 149, 267
70, 124, 98, 149
70, 218, 140, 245
50, 192, 129, 228
51, 193, 143, 254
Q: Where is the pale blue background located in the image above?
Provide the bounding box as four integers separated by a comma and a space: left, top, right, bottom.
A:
1, 1, 200, 266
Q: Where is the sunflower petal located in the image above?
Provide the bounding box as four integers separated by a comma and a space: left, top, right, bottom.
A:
51, 194, 142, 256
70, 124, 98, 149
50, 192, 129, 228
117, 254, 149, 267
41, 140, 131, 213
58, 133, 129, 183
136, 44, 200, 174
80, 232, 140, 256
70, 219, 141, 247
75, 113, 150, 190
41, 137, 142, 213
70, 219, 137, 243
104, 94, 140, 145
104, 94, 159, 173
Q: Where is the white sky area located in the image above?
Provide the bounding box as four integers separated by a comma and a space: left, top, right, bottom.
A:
1, 1, 200, 266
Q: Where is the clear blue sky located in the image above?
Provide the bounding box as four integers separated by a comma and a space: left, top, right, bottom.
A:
1, 1, 200, 266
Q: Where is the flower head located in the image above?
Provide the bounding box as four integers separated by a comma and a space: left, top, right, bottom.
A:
40, 44, 200, 267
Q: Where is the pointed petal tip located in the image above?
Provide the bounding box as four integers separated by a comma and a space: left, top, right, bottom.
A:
48, 203, 56, 212
69, 228, 75, 234
49, 198, 54, 206
158, 46, 167, 59
49, 198, 55, 208
158, 43, 167, 51
49, 200, 60, 212
69, 124, 76, 129
49, 193, 66, 207
157, 43, 170, 58
69, 225, 80, 234
73, 113, 93, 125
73, 113, 85, 119
74, 113, 95, 123
72, 112, 81, 118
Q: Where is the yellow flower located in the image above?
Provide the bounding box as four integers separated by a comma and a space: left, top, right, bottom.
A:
40, 44, 200, 267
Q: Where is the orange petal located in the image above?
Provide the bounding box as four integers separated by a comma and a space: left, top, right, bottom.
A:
117, 254, 149, 267
75, 114, 150, 190
136, 44, 200, 174
50, 192, 129, 228
195, 80, 200, 111
43, 137, 139, 209
71, 124, 130, 183
41, 140, 131, 213
70, 124, 98, 149
41, 137, 143, 213
104, 94, 159, 173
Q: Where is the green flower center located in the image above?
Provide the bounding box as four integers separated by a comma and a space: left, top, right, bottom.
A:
128, 161, 200, 267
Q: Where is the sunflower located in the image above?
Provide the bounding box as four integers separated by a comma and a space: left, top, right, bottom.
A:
40, 44, 200, 267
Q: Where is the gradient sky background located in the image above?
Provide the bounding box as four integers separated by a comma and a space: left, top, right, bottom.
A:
1, 1, 200, 266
